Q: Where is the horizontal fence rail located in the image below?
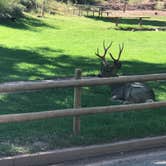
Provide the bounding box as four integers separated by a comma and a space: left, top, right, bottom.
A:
0, 72, 165, 136
0, 73, 165, 93
0, 101, 165, 124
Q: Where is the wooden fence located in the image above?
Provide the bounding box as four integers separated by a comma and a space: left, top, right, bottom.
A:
0, 70, 166, 135
68, 4, 111, 17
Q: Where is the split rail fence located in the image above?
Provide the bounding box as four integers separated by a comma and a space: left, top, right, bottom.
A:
0, 70, 166, 135
71, 4, 111, 17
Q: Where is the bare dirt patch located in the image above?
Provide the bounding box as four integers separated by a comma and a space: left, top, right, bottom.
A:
108, 10, 166, 17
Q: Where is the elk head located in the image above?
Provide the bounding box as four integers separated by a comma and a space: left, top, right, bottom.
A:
95, 41, 124, 77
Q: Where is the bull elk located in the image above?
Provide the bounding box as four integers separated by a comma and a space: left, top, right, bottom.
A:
95, 41, 155, 103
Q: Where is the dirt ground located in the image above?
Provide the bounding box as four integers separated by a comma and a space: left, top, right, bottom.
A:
107, 10, 166, 17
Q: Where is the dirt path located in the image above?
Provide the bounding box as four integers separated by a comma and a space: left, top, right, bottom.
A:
108, 10, 166, 17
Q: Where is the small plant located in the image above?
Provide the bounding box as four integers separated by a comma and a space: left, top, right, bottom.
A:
0, 0, 24, 19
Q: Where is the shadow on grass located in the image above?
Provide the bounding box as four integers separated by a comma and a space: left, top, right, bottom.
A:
0, 46, 165, 82
0, 15, 56, 31
0, 46, 99, 82
86, 16, 166, 27
0, 46, 165, 156
113, 26, 166, 31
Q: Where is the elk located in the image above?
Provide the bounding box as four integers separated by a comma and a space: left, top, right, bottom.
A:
95, 41, 124, 77
95, 41, 155, 103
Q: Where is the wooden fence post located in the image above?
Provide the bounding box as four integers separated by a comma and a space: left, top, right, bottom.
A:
115, 17, 119, 27
98, 9, 100, 17
78, 7, 81, 16
73, 69, 82, 135
138, 17, 143, 27
92, 10, 95, 16
87, 10, 89, 16
41, 0, 45, 17
73, 8, 75, 15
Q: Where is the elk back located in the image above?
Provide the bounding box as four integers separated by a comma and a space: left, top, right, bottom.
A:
111, 82, 155, 103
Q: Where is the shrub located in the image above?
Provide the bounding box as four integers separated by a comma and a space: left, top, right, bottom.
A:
0, 0, 24, 19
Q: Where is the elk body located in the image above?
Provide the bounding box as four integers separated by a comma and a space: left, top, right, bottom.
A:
96, 41, 155, 103
111, 82, 155, 103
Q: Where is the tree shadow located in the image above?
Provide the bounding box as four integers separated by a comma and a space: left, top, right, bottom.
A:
121, 60, 166, 75
86, 16, 166, 27
0, 46, 165, 82
0, 15, 56, 31
120, 18, 166, 27
0, 46, 99, 82
114, 26, 166, 31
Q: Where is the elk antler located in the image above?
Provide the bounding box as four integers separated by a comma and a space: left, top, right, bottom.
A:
95, 41, 113, 64
109, 43, 124, 62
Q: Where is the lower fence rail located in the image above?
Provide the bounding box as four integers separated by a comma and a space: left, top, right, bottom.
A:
0, 101, 165, 124
0, 71, 165, 134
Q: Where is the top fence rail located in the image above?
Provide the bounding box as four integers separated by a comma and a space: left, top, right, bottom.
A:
0, 73, 165, 93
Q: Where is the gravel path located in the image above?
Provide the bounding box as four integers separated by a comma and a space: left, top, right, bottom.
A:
52, 148, 166, 166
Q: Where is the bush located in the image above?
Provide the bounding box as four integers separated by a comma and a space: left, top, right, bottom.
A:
0, 0, 24, 19
20, 0, 36, 11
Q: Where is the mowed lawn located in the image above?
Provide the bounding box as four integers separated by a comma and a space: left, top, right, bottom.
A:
0, 14, 165, 156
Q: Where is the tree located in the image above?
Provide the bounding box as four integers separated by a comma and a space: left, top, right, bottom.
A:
122, 0, 128, 12
35, 0, 47, 17
41, 0, 46, 17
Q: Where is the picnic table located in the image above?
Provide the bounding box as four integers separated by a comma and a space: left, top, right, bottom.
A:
109, 16, 151, 27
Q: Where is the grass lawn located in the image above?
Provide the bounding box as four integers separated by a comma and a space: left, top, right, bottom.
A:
0, 14, 165, 156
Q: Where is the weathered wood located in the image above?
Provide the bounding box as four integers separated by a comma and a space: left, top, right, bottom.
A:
72, 8, 75, 15
1, 135, 166, 166
86, 10, 89, 16
98, 9, 101, 17
78, 7, 81, 16
100, 11, 103, 17
73, 69, 82, 135
138, 17, 142, 27
115, 17, 120, 27
0, 73, 165, 93
92, 10, 95, 16
0, 101, 165, 124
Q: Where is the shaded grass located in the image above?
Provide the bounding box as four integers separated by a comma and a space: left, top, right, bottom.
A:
86, 16, 166, 28
0, 15, 55, 31
114, 26, 166, 31
0, 14, 165, 156
0, 46, 165, 82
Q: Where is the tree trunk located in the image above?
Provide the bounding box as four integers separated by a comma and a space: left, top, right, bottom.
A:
123, 1, 128, 13
41, 0, 45, 17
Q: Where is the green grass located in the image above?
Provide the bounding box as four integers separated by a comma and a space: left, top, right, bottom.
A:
0, 14, 165, 156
